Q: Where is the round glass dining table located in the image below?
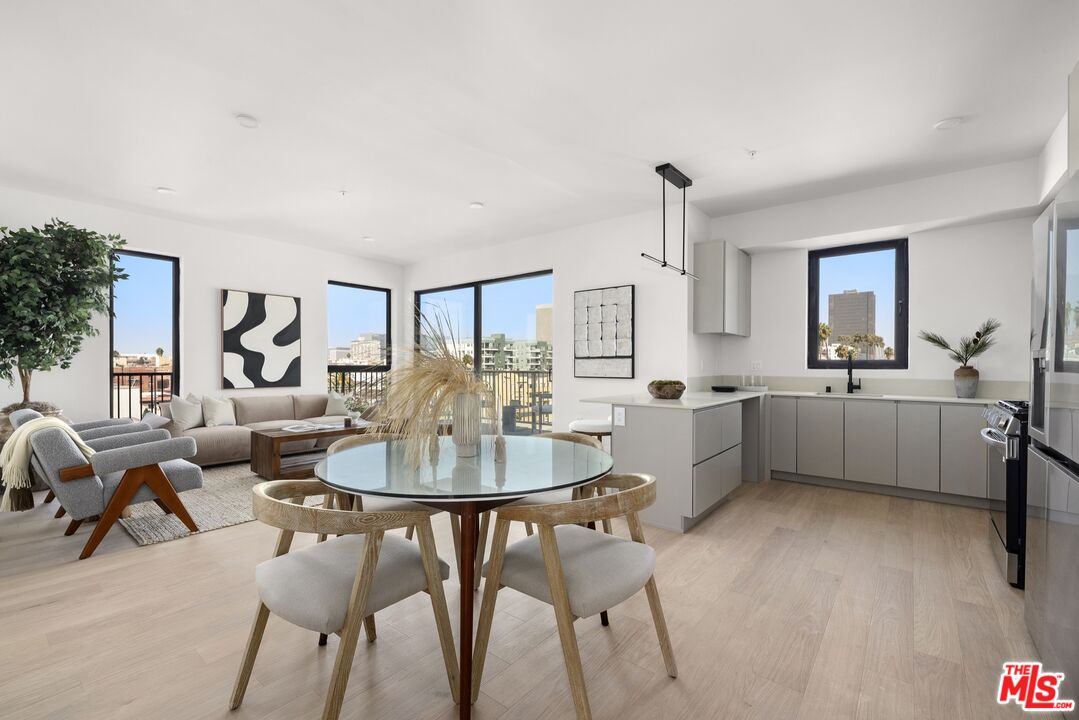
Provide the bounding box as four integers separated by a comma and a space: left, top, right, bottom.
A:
314, 434, 613, 720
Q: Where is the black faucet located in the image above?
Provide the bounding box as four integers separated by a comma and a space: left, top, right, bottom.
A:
847, 354, 861, 394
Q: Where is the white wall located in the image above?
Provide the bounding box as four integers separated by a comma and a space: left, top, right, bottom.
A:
403, 204, 710, 429
715, 217, 1033, 384
0, 185, 403, 422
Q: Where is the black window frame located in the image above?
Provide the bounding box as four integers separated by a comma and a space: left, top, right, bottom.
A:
807, 238, 909, 370
414, 269, 554, 375
327, 280, 393, 372
109, 249, 181, 416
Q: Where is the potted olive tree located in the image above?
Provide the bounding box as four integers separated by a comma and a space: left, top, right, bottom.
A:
0, 220, 127, 444
918, 319, 1001, 398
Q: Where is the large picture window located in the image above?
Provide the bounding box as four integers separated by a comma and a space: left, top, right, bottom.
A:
807, 239, 908, 369
415, 270, 553, 433
327, 282, 391, 410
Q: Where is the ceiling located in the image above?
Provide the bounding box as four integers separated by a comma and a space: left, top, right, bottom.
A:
1, 1, 1077, 263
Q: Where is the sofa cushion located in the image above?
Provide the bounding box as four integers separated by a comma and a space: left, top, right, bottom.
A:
255, 533, 449, 635
233, 395, 295, 426
170, 394, 204, 431
326, 391, 349, 415
202, 397, 237, 427
292, 394, 328, 421
183, 425, 253, 466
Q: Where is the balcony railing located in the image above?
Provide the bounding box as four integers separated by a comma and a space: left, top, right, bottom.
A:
327, 366, 552, 433
111, 371, 174, 419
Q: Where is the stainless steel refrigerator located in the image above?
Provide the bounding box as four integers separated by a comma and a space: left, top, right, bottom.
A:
1027, 173, 1079, 706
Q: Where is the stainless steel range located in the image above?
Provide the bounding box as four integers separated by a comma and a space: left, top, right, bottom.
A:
981, 399, 1028, 588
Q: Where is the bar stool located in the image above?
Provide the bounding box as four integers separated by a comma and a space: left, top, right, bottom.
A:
567, 417, 612, 448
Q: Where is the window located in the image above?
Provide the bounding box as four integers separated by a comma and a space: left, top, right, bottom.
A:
415, 270, 553, 433
110, 251, 180, 418
807, 239, 908, 369
327, 282, 391, 368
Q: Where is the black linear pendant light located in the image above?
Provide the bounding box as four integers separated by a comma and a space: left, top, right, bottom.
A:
642, 162, 700, 280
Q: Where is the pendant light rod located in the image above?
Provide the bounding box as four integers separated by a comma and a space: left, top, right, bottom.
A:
641, 162, 699, 279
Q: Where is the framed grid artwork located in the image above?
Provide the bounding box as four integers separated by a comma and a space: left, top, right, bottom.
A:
573, 284, 634, 378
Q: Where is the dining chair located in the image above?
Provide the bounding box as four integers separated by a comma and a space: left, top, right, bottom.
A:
471, 473, 677, 720
230, 479, 460, 720
470, 431, 609, 593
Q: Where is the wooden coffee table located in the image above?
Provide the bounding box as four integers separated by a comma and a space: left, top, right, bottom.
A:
250, 421, 375, 480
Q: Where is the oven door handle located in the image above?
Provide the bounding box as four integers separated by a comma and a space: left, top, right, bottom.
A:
980, 427, 1009, 447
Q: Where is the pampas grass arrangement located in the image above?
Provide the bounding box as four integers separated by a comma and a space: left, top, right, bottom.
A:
376, 304, 494, 468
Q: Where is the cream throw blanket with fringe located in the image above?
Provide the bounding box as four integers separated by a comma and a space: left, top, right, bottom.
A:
0, 417, 95, 512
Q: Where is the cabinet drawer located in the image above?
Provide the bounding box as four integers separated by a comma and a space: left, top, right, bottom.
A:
940, 404, 988, 497
692, 445, 741, 516
770, 396, 797, 473
797, 398, 845, 479
843, 400, 897, 486
694, 403, 741, 464
897, 403, 940, 491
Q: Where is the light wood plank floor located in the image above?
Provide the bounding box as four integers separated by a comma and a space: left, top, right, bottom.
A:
0, 479, 1035, 719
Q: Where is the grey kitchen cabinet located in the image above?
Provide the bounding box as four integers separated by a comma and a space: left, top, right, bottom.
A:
797, 398, 845, 479
693, 403, 741, 464
692, 240, 751, 336
897, 403, 941, 491
770, 396, 798, 473
692, 445, 742, 516
843, 400, 897, 486
940, 404, 988, 497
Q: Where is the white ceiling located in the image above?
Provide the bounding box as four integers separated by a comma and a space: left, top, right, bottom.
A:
1, 1, 1077, 263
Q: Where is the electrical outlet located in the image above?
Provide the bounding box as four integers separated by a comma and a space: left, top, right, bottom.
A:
613, 406, 626, 426
750, 360, 762, 372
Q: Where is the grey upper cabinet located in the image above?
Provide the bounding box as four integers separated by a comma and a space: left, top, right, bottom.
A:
897, 403, 941, 491
940, 404, 988, 497
770, 396, 797, 473
844, 400, 897, 486
692, 240, 751, 336
797, 398, 844, 479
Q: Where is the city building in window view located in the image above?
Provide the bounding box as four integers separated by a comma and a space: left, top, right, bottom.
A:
827, 289, 881, 360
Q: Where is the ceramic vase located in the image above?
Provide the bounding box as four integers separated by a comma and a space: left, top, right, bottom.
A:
954, 366, 979, 399
452, 392, 481, 457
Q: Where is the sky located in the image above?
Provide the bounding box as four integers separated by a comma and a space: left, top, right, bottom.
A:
419, 274, 552, 341
112, 253, 174, 355
327, 284, 389, 347
818, 248, 896, 348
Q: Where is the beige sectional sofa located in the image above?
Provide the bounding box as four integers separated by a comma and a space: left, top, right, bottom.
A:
160, 394, 348, 467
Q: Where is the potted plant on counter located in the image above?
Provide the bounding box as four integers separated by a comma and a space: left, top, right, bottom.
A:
918, 318, 1001, 398
0, 220, 127, 448
647, 379, 686, 400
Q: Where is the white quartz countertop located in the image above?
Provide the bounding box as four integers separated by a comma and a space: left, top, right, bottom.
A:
581, 391, 765, 410
582, 389, 997, 410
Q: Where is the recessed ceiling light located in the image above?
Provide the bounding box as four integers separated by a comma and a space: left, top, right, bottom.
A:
469, 201, 485, 210
235, 113, 259, 129
933, 116, 964, 130
338, 189, 348, 198
154, 186, 177, 195
362, 236, 375, 243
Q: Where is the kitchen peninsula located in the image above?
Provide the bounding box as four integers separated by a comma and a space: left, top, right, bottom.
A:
582, 391, 765, 532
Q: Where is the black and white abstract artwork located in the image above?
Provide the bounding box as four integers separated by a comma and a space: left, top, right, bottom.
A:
573, 284, 634, 378
221, 289, 301, 388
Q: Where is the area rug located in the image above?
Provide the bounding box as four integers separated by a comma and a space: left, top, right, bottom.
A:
118, 463, 264, 545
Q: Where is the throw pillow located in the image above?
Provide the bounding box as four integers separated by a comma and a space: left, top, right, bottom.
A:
140, 412, 171, 430
170, 393, 204, 431
202, 396, 237, 427
325, 391, 349, 416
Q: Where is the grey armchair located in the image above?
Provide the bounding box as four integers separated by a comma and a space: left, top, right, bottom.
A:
28, 426, 203, 559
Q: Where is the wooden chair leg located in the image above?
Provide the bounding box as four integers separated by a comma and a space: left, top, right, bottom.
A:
79, 464, 197, 560
318, 633, 328, 646
538, 526, 592, 720
230, 602, 271, 709
416, 520, 460, 704
472, 518, 510, 702
601, 518, 613, 535
405, 524, 415, 541
43, 489, 55, 504
363, 615, 377, 643
474, 511, 490, 591
644, 576, 678, 678
449, 514, 462, 584
321, 532, 382, 720
153, 498, 173, 514
318, 493, 335, 543
524, 521, 534, 536
55, 505, 66, 519
64, 519, 83, 536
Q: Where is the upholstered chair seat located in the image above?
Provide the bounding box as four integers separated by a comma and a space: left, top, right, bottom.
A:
485, 524, 655, 619
256, 533, 450, 635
